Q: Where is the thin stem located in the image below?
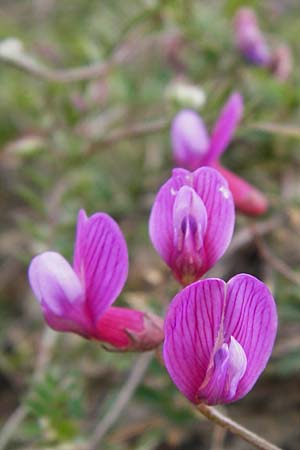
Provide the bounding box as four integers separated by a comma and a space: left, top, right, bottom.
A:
197, 403, 282, 450
85, 117, 169, 155
88, 352, 154, 450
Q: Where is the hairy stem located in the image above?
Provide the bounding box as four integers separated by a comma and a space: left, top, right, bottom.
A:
197, 403, 282, 450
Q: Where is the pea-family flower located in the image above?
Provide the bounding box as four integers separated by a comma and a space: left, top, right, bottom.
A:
28, 210, 164, 351
171, 92, 268, 216
149, 167, 235, 285
163, 274, 277, 405
233, 8, 271, 66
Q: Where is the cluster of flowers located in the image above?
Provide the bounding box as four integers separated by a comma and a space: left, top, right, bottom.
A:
28, 99, 277, 406
234, 7, 292, 81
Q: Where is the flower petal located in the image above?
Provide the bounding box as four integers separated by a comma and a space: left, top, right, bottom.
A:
149, 168, 191, 267
96, 306, 164, 351
171, 110, 210, 170
73, 209, 88, 273
203, 92, 243, 165
193, 167, 235, 270
28, 251, 90, 335
163, 279, 226, 403
213, 163, 268, 216
224, 274, 278, 401
75, 212, 129, 322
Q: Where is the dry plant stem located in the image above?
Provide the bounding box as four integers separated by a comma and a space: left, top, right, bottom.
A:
0, 45, 126, 83
254, 234, 300, 287
197, 404, 282, 450
88, 351, 154, 450
211, 423, 226, 450
85, 118, 169, 155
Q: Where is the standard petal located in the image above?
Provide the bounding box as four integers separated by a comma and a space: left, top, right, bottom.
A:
192, 167, 235, 272
73, 209, 88, 273
203, 92, 243, 165
75, 212, 129, 322
224, 274, 278, 401
149, 168, 191, 266
28, 252, 90, 335
171, 110, 210, 170
163, 279, 226, 403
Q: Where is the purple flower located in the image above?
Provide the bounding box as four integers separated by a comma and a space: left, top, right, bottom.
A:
233, 8, 271, 66
28, 210, 164, 351
170, 93, 268, 216
149, 167, 235, 285
163, 274, 277, 405
171, 92, 243, 171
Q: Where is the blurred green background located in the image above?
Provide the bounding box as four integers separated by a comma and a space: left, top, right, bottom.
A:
0, 0, 300, 449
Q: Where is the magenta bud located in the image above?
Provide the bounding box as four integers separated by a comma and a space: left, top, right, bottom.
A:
171, 109, 210, 171
213, 163, 268, 216
233, 8, 271, 66
97, 307, 164, 351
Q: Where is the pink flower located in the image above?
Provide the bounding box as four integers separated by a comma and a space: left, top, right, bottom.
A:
233, 8, 271, 66
28, 210, 163, 351
171, 92, 268, 216
163, 274, 277, 405
149, 167, 235, 285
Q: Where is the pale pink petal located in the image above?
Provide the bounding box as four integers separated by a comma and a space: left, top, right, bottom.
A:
193, 167, 235, 271
197, 336, 247, 405
163, 279, 226, 403
75, 213, 128, 322
149, 168, 191, 266
224, 274, 278, 401
28, 251, 90, 335
171, 110, 210, 170
203, 92, 243, 165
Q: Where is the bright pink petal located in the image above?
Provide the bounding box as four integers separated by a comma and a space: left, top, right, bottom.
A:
149, 168, 191, 267
28, 252, 91, 336
163, 279, 226, 403
193, 167, 235, 271
73, 209, 88, 273
75, 212, 128, 322
171, 110, 210, 170
224, 274, 278, 401
203, 92, 243, 165
213, 163, 268, 216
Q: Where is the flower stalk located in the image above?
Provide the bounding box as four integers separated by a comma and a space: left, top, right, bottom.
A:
197, 403, 282, 450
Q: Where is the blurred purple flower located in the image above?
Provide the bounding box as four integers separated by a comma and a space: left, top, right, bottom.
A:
171, 93, 243, 171
149, 167, 235, 285
233, 8, 271, 66
171, 93, 268, 216
164, 274, 277, 405
28, 210, 163, 351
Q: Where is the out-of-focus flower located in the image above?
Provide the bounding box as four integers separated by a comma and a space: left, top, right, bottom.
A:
28, 210, 164, 351
149, 167, 235, 285
163, 274, 277, 405
270, 44, 293, 81
233, 8, 271, 66
165, 80, 206, 110
170, 92, 268, 216
233, 8, 293, 81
